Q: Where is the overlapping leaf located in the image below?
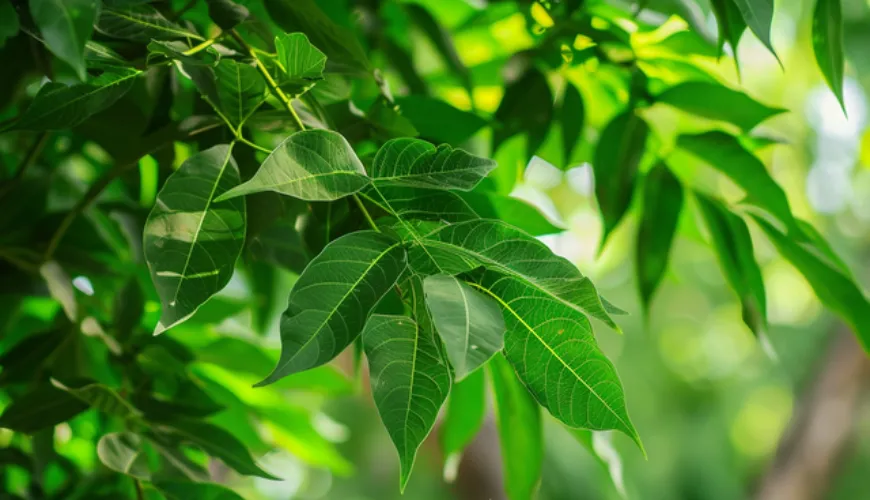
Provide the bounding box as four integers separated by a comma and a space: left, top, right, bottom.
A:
637, 163, 683, 310
493, 67, 553, 157
214, 60, 267, 129
29, 0, 96, 80
0, 384, 88, 433
97, 432, 150, 480
370, 138, 496, 191
51, 379, 141, 418
274, 32, 327, 96
731, 0, 779, 61
97, 5, 202, 42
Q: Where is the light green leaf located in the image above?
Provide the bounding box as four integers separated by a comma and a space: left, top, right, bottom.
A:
206, 0, 249, 30
256, 231, 406, 385
695, 193, 767, 339
731, 0, 779, 62
457, 190, 564, 236
656, 81, 785, 131
568, 429, 626, 497
51, 379, 141, 418
440, 367, 486, 482
143, 144, 246, 335
423, 274, 506, 380
97, 5, 203, 42
406, 3, 472, 97
214, 59, 267, 130
812, 0, 845, 112
677, 131, 798, 233
29, 0, 96, 80
97, 432, 150, 480
363, 314, 451, 491
0, 384, 88, 434
157, 481, 245, 500
396, 96, 487, 146
371, 137, 495, 191
274, 32, 327, 97
636, 163, 683, 311
560, 82, 585, 164
594, 110, 649, 249
11, 68, 140, 131
217, 130, 370, 202
489, 354, 542, 500
493, 67, 553, 157
39, 261, 76, 320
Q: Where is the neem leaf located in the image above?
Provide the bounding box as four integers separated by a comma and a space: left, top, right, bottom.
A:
396, 96, 488, 146
812, 0, 846, 113
29, 0, 96, 80
424, 274, 506, 380
489, 354, 542, 500
636, 163, 683, 311
363, 314, 450, 491
440, 369, 486, 482
217, 130, 369, 202
206, 0, 249, 30
144, 144, 246, 335
594, 110, 650, 249
710, 0, 746, 57
256, 231, 406, 385
370, 137, 495, 191
274, 32, 327, 97
731, 0, 779, 62
0, 384, 88, 434
656, 81, 785, 131
97, 432, 150, 480
560, 82, 585, 164
493, 67, 554, 157
157, 481, 245, 500
97, 5, 203, 42
11, 68, 140, 131
695, 193, 767, 339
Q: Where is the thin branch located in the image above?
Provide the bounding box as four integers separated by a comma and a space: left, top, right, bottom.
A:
238, 136, 272, 154
353, 194, 380, 232
183, 35, 219, 56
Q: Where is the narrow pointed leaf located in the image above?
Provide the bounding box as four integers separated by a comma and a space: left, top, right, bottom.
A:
656, 82, 785, 131
0, 384, 88, 433
406, 3, 472, 97
51, 379, 141, 418
97, 432, 150, 480
157, 481, 245, 500
424, 274, 506, 380
144, 144, 246, 335
637, 163, 683, 310
711, 0, 746, 56
493, 68, 553, 157
370, 137, 495, 191
458, 190, 564, 236
561, 82, 585, 164
440, 369, 486, 482
29, 0, 96, 80
217, 130, 370, 202
568, 429, 626, 497
97, 5, 203, 42
489, 354, 542, 500
363, 314, 451, 491
257, 231, 406, 385
148, 40, 219, 66
812, 0, 845, 112
40, 261, 76, 320
206, 0, 249, 30
214, 60, 267, 129
731, 0, 778, 61
274, 32, 326, 97
396, 96, 487, 146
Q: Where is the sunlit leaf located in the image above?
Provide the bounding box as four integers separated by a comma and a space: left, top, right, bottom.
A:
812, 0, 846, 112
29, 0, 96, 80
97, 5, 203, 42
636, 163, 683, 311
97, 432, 150, 480
440, 368, 486, 482
274, 32, 326, 97
656, 82, 785, 131
371, 137, 495, 191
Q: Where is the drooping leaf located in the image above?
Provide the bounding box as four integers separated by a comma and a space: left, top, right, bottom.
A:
489, 354, 542, 500
51, 379, 141, 418
363, 314, 451, 491
256, 231, 406, 385
274, 32, 327, 97
0, 330, 66, 385
405, 3, 472, 97
0, 384, 88, 433
96, 5, 203, 42
148, 40, 219, 67
560, 82, 585, 165
11, 68, 140, 131
96, 432, 150, 480
206, 0, 249, 30
594, 110, 649, 249
636, 163, 683, 310
731, 0, 779, 61
213, 60, 267, 130
440, 368, 486, 482
710, 0, 746, 57
568, 429, 626, 497
694, 193, 767, 339
157, 481, 246, 500
457, 190, 564, 236
29, 0, 97, 80
143, 144, 246, 335
493, 67, 553, 157
656, 82, 785, 131
396, 96, 488, 146
370, 137, 495, 191
217, 130, 369, 202
423, 274, 506, 380
812, 0, 845, 112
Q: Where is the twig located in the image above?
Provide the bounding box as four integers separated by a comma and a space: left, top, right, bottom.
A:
353, 194, 380, 232
238, 136, 272, 154
183, 36, 219, 56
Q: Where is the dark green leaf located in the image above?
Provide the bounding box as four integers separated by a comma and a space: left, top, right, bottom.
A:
0, 330, 66, 385
440, 368, 486, 482
51, 379, 141, 418
636, 163, 683, 310
710, 0, 746, 57
157, 481, 245, 500
257, 231, 406, 385
656, 81, 785, 131
274, 32, 327, 97
812, 0, 845, 112
396, 96, 487, 146
731, 0, 779, 61
144, 144, 246, 334
217, 130, 369, 202
213, 60, 267, 130
560, 82, 585, 164
96, 432, 150, 480
206, 0, 249, 30
147, 40, 219, 66
0, 1, 19, 47
363, 314, 451, 491
29, 0, 96, 80
493, 67, 553, 157
371, 137, 495, 191
0, 384, 88, 433
97, 5, 203, 42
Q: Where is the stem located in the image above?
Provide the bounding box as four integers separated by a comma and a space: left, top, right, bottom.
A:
183, 36, 218, 56
353, 194, 380, 232
134, 479, 144, 500
238, 137, 272, 154
230, 30, 306, 131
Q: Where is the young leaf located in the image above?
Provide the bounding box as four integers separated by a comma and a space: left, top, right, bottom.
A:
0, 384, 88, 433
143, 144, 246, 335
594, 110, 649, 249
51, 379, 141, 418
363, 314, 451, 491
256, 231, 406, 385
655, 82, 785, 131
11, 68, 140, 131
157, 481, 245, 500
493, 67, 553, 157
812, 0, 846, 112
423, 274, 506, 380
440, 369, 486, 482
214, 60, 267, 130
217, 130, 370, 202
274, 32, 327, 97
636, 163, 683, 311
370, 138, 496, 191
97, 432, 150, 480
29, 0, 96, 80
97, 5, 203, 41
694, 194, 767, 339
206, 0, 250, 30
731, 0, 779, 62
560, 82, 585, 165
396, 96, 487, 146
489, 354, 542, 500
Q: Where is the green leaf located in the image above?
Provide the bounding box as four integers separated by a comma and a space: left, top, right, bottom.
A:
636, 163, 683, 310
363, 314, 451, 491
457, 190, 564, 236
274, 32, 327, 97
405, 3, 472, 97
156, 418, 278, 479
677, 131, 798, 233
0, 1, 19, 48
656, 82, 785, 131
594, 110, 649, 249
144, 144, 246, 335
29, 0, 96, 80
371, 137, 495, 191
147, 40, 219, 67
560, 82, 585, 164
423, 274, 506, 380
489, 354, 542, 500
256, 231, 406, 385
567, 429, 626, 497
51, 379, 141, 418
157, 481, 245, 500
694, 193, 767, 339
206, 0, 249, 30
731, 0, 779, 61
217, 130, 369, 202
440, 369, 486, 482
493, 67, 553, 157
0, 384, 88, 433
213, 60, 267, 130
96, 5, 203, 42
40, 261, 77, 321
710, 0, 746, 57
812, 0, 845, 112
96, 432, 150, 480
396, 96, 487, 146
11, 68, 140, 131
752, 215, 870, 351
